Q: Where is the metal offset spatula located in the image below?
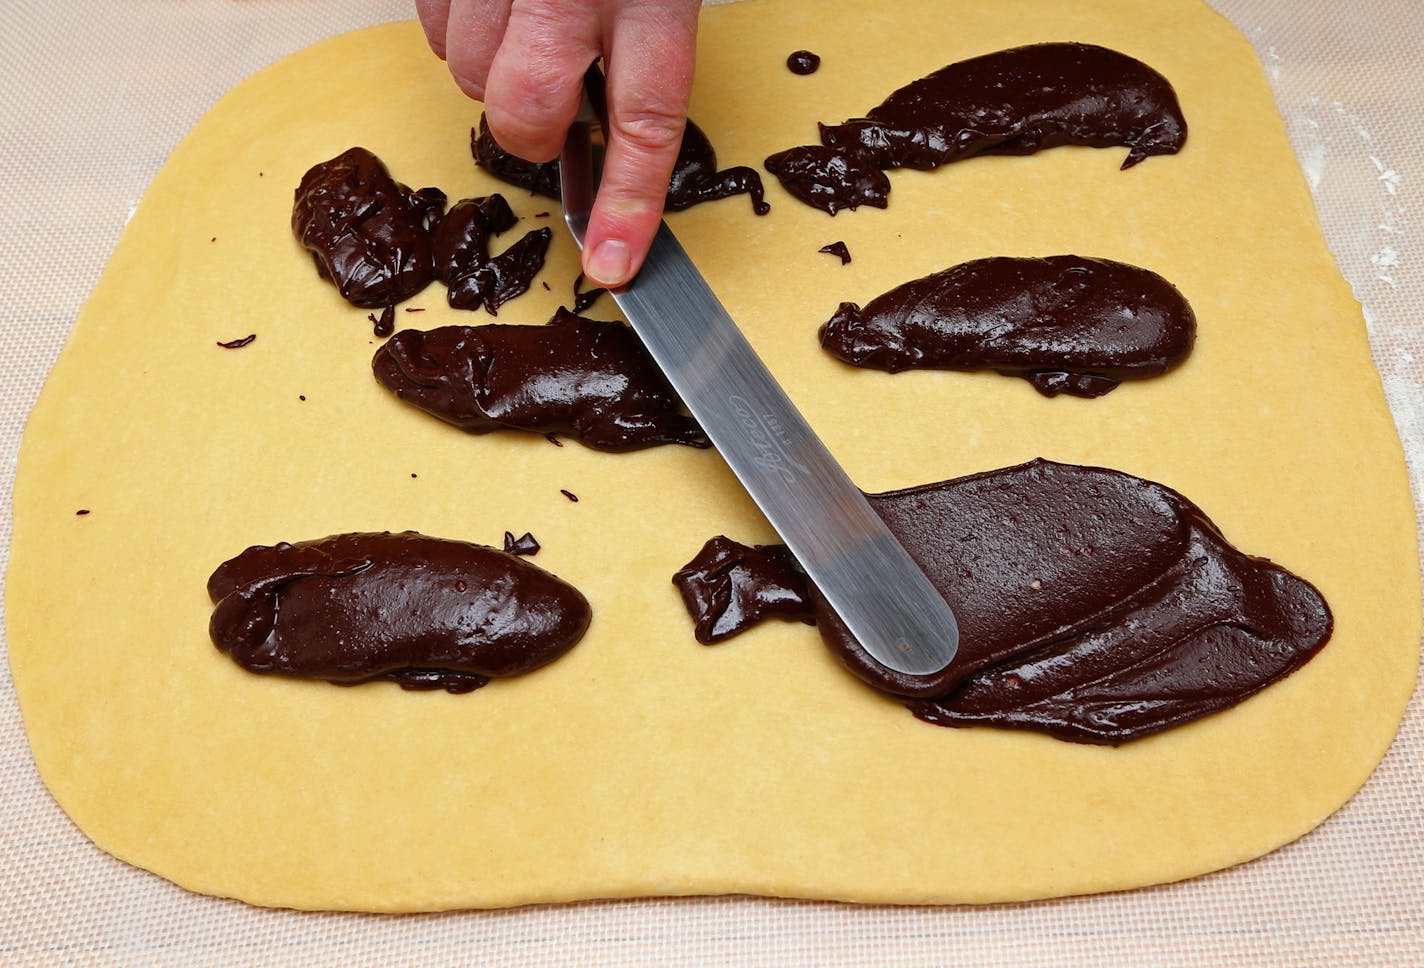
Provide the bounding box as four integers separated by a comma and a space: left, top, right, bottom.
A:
558, 76, 958, 676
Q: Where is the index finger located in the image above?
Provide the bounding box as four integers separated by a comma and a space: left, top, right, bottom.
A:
581, 1, 700, 287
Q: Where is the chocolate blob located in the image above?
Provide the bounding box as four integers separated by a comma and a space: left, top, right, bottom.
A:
473, 116, 769, 215
371, 309, 709, 452
763, 145, 889, 215
768, 43, 1187, 211
819, 241, 853, 264
432, 194, 551, 315
820, 255, 1195, 397
292, 147, 445, 315
674, 460, 1332, 745
673, 537, 813, 643
787, 50, 821, 75
208, 531, 591, 693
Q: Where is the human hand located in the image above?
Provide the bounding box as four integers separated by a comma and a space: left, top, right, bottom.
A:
417, 0, 702, 288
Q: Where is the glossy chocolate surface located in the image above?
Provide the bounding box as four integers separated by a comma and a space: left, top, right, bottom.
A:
673, 536, 813, 643
208, 531, 590, 693
768, 43, 1186, 211
675, 460, 1331, 744
371, 309, 709, 451
819, 241, 852, 264
292, 147, 445, 314
474, 116, 769, 215
820, 255, 1195, 397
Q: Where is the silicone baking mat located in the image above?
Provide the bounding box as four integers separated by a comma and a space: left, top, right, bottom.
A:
1, 1, 1420, 964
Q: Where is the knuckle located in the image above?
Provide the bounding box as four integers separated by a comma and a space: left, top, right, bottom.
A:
610, 108, 686, 155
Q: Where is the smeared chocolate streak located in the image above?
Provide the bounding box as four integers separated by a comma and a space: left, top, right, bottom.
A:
820, 255, 1195, 397
473, 116, 770, 215
673, 460, 1331, 745
208, 531, 590, 693
767, 43, 1187, 212
371, 309, 709, 452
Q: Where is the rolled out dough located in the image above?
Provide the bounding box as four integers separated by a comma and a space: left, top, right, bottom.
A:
7, 0, 1419, 910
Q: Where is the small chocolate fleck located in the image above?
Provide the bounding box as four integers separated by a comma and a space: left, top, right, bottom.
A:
404, 307, 426, 313
210, 236, 217, 243
787, 50, 821, 75
503, 531, 541, 556
410, 473, 418, 479
560, 489, 579, 503
535, 211, 550, 218
541, 281, 551, 292
216, 334, 257, 349
75, 509, 90, 516
299, 395, 307, 401
545, 433, 564, 447
819, 241, 852, 264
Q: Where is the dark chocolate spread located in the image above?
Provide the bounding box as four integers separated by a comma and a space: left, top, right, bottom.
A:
768, 43, 1187, 212
820, 255, 1195, 397
371, 308, 709, 452
819, 241, 853, 264
673, 460, 1331, 745
216, 334, 256, 349
787, 50, 821, 75
208, 531, 590, 693
292, 147, 446, 320
673, 537, 814, 643
474, 116, 769, 215
433, 195, 551, 315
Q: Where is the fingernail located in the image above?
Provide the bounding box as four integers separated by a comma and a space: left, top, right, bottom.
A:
587, 239, 631, 287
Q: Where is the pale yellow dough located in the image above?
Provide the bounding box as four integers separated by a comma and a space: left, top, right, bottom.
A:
7, 0, 1419, 910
